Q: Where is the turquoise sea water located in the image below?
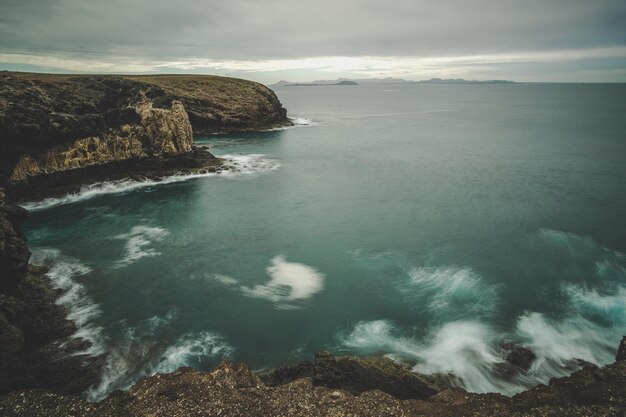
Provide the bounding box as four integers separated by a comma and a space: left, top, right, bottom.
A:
23, 84, 626, 400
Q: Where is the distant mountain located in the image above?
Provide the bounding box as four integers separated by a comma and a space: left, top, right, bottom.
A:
417, 78, 517, 85
274, 80, 359, 86
270, 77, 516, 87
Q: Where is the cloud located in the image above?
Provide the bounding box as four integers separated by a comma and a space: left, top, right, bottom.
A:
1, 1, 625, 81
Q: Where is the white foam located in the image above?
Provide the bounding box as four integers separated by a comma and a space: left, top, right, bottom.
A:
342, 278, 626, 395
241, 255, 325, 308
86, 310, 232, 401
220, 154, 281, 176
30, 249, 105, 356
21, 154, 280, 211
515, 282, 626, 375
405, 267, 498, 318
264, 116, 317, 131
113, 225, 169, 266
149, 331, 234, 374
21, 172, 220, 211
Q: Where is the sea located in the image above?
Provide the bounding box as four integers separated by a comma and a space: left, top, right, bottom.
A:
22, 83, 626, 400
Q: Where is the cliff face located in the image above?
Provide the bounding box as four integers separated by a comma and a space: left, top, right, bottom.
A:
0, 72, 289, 197
125, 75, 289, 135
0, 189, 104, 395
0, 73, 194, 187
1, 346, 625, 417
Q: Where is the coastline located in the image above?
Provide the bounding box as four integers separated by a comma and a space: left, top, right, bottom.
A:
1, 73, 625, 416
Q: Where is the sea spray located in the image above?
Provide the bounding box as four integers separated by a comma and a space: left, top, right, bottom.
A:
22, 154, 280, 211
30, 249, 106, 356
86, 310, 233, 401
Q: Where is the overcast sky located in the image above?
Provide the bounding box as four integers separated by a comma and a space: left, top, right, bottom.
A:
1, 0, 625, 83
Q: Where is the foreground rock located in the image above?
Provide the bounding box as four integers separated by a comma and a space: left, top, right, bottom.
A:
1, 348, 625, 417
0, 189, 104, 394
263, 351, 441, 400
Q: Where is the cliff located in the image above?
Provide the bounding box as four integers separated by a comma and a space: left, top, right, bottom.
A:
125, 75, 289, 134
0, 345, 625, 416
0, 72, 289, 199
0, 189, 105, 395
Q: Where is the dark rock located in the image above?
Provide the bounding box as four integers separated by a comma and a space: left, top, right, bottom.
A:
0, 189, 30, 289
500, 343, 536, 372
260, 360, 314, 386
0, 190, 104, 395
312, 351, 440, 400
616, 336, 626, 362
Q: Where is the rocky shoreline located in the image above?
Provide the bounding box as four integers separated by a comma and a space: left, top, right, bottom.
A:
1, 72, 625, 416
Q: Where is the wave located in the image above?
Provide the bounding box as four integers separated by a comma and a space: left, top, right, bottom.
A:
21, 154, 280, 211
30, 249, 105, 356
342, 230, 626, 395
219, 154, 281, 176
149, 331, 234, 374
113, 225, 169, 266
264, 116, 316, 131
86, 310, 233, 401
240, 255, 325, 309
403, 267, 499, 319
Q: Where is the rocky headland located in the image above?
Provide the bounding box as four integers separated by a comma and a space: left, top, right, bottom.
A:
0, 71, 624, 416
0, 72, 289, 200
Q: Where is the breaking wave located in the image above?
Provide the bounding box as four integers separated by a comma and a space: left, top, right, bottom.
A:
342, 229, 626, 395
403, 267, 499, 319
265, 116, 316, 131
21, 154, 280, 211
113, 225, 169, 266
30, 249, 105, 356
220, 154, 281, 176
86, 309, 233, 401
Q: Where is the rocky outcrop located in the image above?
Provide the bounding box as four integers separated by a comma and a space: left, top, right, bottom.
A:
262, 351, 441, 400
0, 189, 104, 395
0, 72, 289, 199
125, 75, 290, 135
617, 336, 626, 362
1, 347, 625, 417
0, 73, 219, 199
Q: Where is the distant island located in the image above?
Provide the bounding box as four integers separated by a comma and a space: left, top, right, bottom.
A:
277, 80, 359, 86
271, 77, 516, 86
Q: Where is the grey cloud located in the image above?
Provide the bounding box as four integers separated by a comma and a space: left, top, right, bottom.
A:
1, 0, 625, 60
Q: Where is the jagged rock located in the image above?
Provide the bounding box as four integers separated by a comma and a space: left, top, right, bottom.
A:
0, 190, 104, 395
1, 72, 288, 200
502, 344, 536, 371
0, 189, 30, 288
126, 75, 289, 134
1, 351, 626, 417
260, 360, 314, 386
264, 351, 441, 400
616, 336, 626, 362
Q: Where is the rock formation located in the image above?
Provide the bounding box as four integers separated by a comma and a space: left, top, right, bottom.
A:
0, 72, 289, 199
0, 189, 105, 395
1, 347, 625, 416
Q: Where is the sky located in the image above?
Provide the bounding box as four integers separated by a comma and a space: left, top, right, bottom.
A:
1, 0, 625, 83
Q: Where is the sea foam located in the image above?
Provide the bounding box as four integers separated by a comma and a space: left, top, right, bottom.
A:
113, 225, 169, 266
30, 249, 105, 356
240, 255, 325, 308
21, 154, 280, 211
86, 311, 233, 401
342, 230, 626, 395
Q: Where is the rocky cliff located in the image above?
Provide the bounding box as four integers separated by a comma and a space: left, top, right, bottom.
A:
125, 75, 289, 135
0, 72, 289, 199
0, 344, 625, 416
0, 189, 104, 395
